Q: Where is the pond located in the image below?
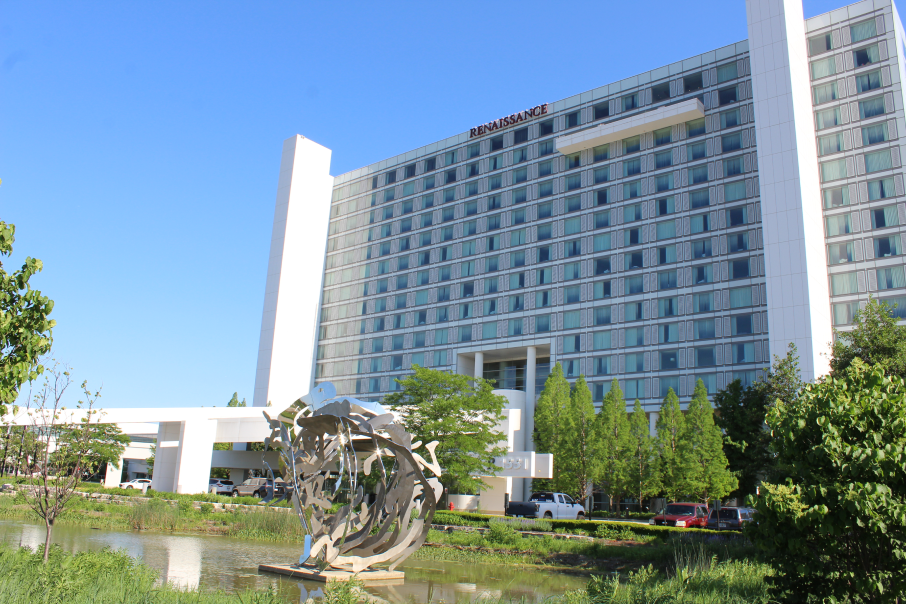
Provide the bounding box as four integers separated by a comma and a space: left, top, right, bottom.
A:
0, 520, 588, 603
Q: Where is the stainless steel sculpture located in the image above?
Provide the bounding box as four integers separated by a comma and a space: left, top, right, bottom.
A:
261, 382, 441, 573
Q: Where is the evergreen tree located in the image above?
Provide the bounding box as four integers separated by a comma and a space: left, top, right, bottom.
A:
596, 379, 631, 514
560, 375, 598, 506
626, 399, 659, 507
533, 363, 571, 492
227, 392, 247, 407
656, 388, 689, 503
683, 379, 738, 503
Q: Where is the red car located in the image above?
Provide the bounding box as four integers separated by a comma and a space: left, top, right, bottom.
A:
649, 503, 709, 528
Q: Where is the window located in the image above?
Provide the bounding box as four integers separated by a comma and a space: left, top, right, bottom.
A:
488, 213, 501, 230
514, 127, 528, 144
513, 147, 528, 163
878, 266, 906, 290
720, 109, 740, 129
722, 131, 742, 152
508, 319, 522, 336
564, 262, 581, 280
566, 174, 582, 191
513, 187, 527, 204
856, 69, 882, 93
854, 44, 880, 68
651, 82, 670, 103
594, 166, 610, 184
815, 106, 842, 130
729, 258, 750, 279
425, 157, 437, 172
565, 111, 580, 129
509, 272, 525, 289
659, 323, 679, 343
622, 93, 639, 111
539, 202, 553, 218
623, 135, 641, 154
655, 150, 672, 169
422, 194, 435, 209
691, 164, 709, 184
871, 205, 899, 229
593, 331, 612, 351
627, 275, 643, 294
658, 197, 675, 216
851, 18, 878, 43
625, 327, 644, 346
658, 270, 677, 290
693, 264, 713, 284
718, 85, 738, 106
689, 141, 707, 161
813, 81, 838, 105
658, 245, 677, 264
691, 213, 711, 234
624, 158, 641, 177
625, 301, 642, 321
624, 181, 640, 199
594, 281, 611, 299
625, 227, 641, 246
509, 295, 524, 311
656, 220, 676, 240
594, 102, 610, 120
868, 177, 895, 201
729, 286, 752, 308
536, 314, 551, 332
459, 326, 471, 343
693, 292, 713, 313
510, 229, 526, 246
810, 56, 836, 80
595, 188, 609, 206
539, 181, 554, 197
564, 216, 582, 235
539, 119, 554, 136
874, 235, 902, 257
694, 319, 715, 340
820, 158, 848, 182
490, 135, 504, 151
727, 205, 748, 226
536, 290, 551, 308
658, 296, 678, 317
593, 144, 609, 162
859, 96, 886, 119
537, 268, 551, 287
684, 72, 704, 93
538, 224, 552, 241
728, 232, 749, 252
624, 379, 644, 399
486, 255, 500, 272
696, 347, 716, 367
717, 61, 739, 83
823, 186, 850, 208
467, 162, 479, 178
538, 140, 554, 156
538, 160, 553, 177
808, 32, 834, 56
563, 334, 581, 353
625, 251, 643, 270
687, 117, 706, 137
565, 285, 581, 304
865, 149, 893, 173
833, 301, 860, 325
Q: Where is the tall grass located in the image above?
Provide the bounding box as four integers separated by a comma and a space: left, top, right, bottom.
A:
0, 543, 288, 603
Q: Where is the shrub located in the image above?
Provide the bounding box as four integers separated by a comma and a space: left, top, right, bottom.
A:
749, 362, 906, 602
199, 503, 214, 515
487, 520, 521, 545
595, 524, 636, 541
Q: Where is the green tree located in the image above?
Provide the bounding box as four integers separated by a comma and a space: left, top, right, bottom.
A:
626, 399, 659, 507
384, 366, 506, 493
56, 422, 130, 478
682, 379, 737, 503
0, 222, 56, 415
559, 375, 598, 506
715, 344, 802, 498
749, 361, 906, 603
532, 363, 571, 492
831, 295, 906, 379
227, 392, 246, 407
596, 379, 631, 514
655, 388, 689, 503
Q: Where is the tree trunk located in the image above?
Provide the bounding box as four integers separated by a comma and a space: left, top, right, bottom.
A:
43, 517, 53, 563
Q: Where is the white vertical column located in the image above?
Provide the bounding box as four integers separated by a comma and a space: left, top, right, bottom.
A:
648, 411, 659, 438
104, 458, 122, 488
746, 0, 832, 381
525, 347, 537, 450
474, 352, 484, 380
253, 135, 334, 408
173, 419, 217, 494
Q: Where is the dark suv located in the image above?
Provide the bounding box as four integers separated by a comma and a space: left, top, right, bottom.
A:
231, 478, 285, 498
707, 507, 755, 531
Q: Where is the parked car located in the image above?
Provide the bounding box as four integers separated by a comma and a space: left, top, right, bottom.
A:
505, 492, 586, 520
649, 503, 709, 528
707, 507, 755, 531
208, 478, 233, 495
119, 478, 152, 490
231, 478, 285, 498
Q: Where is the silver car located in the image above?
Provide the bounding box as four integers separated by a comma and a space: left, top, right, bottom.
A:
208, 478, 233, 495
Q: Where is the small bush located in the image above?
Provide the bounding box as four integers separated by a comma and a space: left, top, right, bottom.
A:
487, 520, 521, 545
199, 503, 214, 515
595, 524, 636, 541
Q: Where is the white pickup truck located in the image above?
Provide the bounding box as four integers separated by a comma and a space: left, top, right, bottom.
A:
505, 492, 586, 520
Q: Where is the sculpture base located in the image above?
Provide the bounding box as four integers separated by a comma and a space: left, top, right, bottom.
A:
258, 563, 405, 584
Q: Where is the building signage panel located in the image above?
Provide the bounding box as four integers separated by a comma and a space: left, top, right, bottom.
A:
470, 104, 548, 138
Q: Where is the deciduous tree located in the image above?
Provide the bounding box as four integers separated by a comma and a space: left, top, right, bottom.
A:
384, 366, 506, 494
596, 379, 631, 514
655, 388, 689, 503
559, 375, 598, 507
831, 295, 906, 379
749, 361, 906, 602
626, 399, 659, 507
532, 362, 571, 492
0, 222, 56, 415
682, 379, 737, 503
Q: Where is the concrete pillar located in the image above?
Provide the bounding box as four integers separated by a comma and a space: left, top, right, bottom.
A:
151, 419, 217, 494
524, 346, 537, 498
104, 459, 122, 488
474, 352, 484, 380
649, 411, 660, 438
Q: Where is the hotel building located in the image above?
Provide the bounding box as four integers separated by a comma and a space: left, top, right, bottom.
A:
252, 0, 906, 457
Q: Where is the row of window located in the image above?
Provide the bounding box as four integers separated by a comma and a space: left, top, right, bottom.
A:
810, 42, 886, 81
820, 147, 897, 183
808, 17, 882, 57
812, 68, 886, 105
825, 204, 902, 236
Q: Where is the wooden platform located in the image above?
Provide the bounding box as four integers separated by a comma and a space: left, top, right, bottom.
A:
258, 563, 405, 584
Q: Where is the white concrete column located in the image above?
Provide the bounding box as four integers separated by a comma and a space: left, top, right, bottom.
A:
474, 352, 484, 380
151, 420, 217, 494
746, 0, 831, 382
649, 411, 659, 438
253, 135, 334, 407
104, 459, 122, 488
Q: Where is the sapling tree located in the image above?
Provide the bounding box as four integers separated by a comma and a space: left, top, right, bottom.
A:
20, 363, 103, 562
559, 375, 599, 507
532, 363, 571, 492
682, 379, 737, 503
626, 399, 659, 508
596, 379, 631, 515
655, 388, 690, 503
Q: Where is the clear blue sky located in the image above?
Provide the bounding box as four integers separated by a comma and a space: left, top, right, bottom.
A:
1, 0, 843, 408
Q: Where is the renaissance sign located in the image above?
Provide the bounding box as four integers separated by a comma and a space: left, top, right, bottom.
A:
469, 103, 548, 138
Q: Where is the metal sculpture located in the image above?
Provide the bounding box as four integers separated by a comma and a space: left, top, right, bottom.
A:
260, 382, 441, 573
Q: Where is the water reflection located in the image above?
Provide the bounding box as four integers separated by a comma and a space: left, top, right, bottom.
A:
0, 521, 586, 602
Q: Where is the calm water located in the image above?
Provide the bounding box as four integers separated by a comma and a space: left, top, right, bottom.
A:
0, 520, 587, 603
